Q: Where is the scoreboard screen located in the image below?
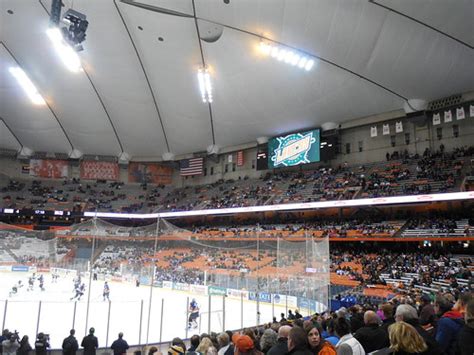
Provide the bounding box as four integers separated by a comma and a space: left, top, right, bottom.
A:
268, 129, 320, 168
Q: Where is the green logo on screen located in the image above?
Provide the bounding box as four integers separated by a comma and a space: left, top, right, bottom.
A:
271, 132, 316, 167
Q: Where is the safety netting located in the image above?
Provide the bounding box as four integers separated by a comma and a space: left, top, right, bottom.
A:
0, 219, 329, 349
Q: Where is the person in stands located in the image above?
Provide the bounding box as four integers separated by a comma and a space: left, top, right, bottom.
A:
388, 321, 428, 355
304, 323, 336, 355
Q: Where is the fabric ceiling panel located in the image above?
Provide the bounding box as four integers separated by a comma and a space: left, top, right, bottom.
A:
1, 0, 122, 156
0, 119, 21, 152
0, 48, 72, 154
378, 0, 474, 47
206, 29, 401, 148
118, 2, 213, 156
73, 0, 169, 158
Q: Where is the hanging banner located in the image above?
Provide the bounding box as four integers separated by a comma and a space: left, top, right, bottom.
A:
470, 105, 474, 118
432, 113, 441, 125
395, 121, 403, 133
30, 159, 69, 178
370, 126, 378, 138
80, 161, 119, 180
128, 162, 172, 184
456, 107, 465, 120
228, 154, 233, 163
444, 110, 452, 123
382, 124, 390, 135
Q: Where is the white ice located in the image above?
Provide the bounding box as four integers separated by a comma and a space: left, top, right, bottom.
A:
0, 272, 295, 349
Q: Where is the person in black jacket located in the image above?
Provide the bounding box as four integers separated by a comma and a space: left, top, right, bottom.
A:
81, 327, 98, 355
111, 332, 129, 355
62, 329, 79, 355
34, 333, 50, 355
17, 335, 32, 355
394, 304, 442, 355
286, 327, 312, 355
458, 299, 474, 355
268, 325, 291, 355
354, 310, 389, 353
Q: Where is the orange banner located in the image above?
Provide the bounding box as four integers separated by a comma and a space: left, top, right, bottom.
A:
29, 159, 69, 179
80, 161, 119, 180
128, 162, 172, 184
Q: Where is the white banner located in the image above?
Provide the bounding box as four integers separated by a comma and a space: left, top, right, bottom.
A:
444, 110, 452, 123
395, 121, 403, 133
0, 265, 11, 272
162, 281, 173, 289
370, 126, 378, 137
470, 105, 474, 118
433, 113, 441, 125
456, 107, 465, 120
286, 295, 298, 308
190, 284, 208, 295
227, 154, 233, 163
382, 124, 390, 135
227, 288, 249, 300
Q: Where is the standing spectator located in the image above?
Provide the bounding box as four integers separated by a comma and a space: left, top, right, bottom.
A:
81, 328, 99, 355
17, 335, 32, 355
304, 323, 336, 355
111, 332, 129, 355
196, 337, 217, 355
2, 333, 20, 355
260, 329, 277, 354
62, 329, 79, 355
34, 333, 50, 355
435, 293, 471, 354
394, 304, 442, 355
334, 317, 365, 355
380, 303, 395, 333
354, 310, 389, 353
267, 325, 291, 355
286, 327, 312, 355
388, 322, 428, 355
217, 332, 234, 355
187, 335, 201, 355
349, 306, 364, 334
0, 329, 10, 354
418, 294, 435, 329
458, 299, 474, 355
323, 319, 339, 346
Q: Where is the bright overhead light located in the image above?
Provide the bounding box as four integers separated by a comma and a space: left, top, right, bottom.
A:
305, 59, 315, 71
298, 57, 307, 68
46, 27, 82, 72
197, 68, 213, 104
259, 40, 315, 71
9, 67, 46, 105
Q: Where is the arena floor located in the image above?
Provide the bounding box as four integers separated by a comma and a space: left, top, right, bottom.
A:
0, 272, 303, 349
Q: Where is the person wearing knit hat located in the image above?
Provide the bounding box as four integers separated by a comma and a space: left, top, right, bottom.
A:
233, 335, 263, 355
168, 345, 184, 355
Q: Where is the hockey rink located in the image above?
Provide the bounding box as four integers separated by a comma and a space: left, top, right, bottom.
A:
0, 272, 306, 349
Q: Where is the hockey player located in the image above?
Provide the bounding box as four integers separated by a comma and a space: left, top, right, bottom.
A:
9, 280, 23, 297
71, 283, 85, 301
188, 298, 200, 329
27, 275, 35, 291
38, 274, 45, 291
103, 281, 110, 301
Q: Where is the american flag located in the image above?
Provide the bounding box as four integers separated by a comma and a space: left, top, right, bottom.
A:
237, 151, 244, 166
180, 157, 204, 176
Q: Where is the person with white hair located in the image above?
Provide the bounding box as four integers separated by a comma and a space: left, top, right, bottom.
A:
267, 325, 291, 355
394, 304, 442, 355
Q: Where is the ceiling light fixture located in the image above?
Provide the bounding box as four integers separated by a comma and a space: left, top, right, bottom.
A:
259, 41, 316, 71
197, 68, 213, 103
46, 27, 82, 72
9, 67, 46, 105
